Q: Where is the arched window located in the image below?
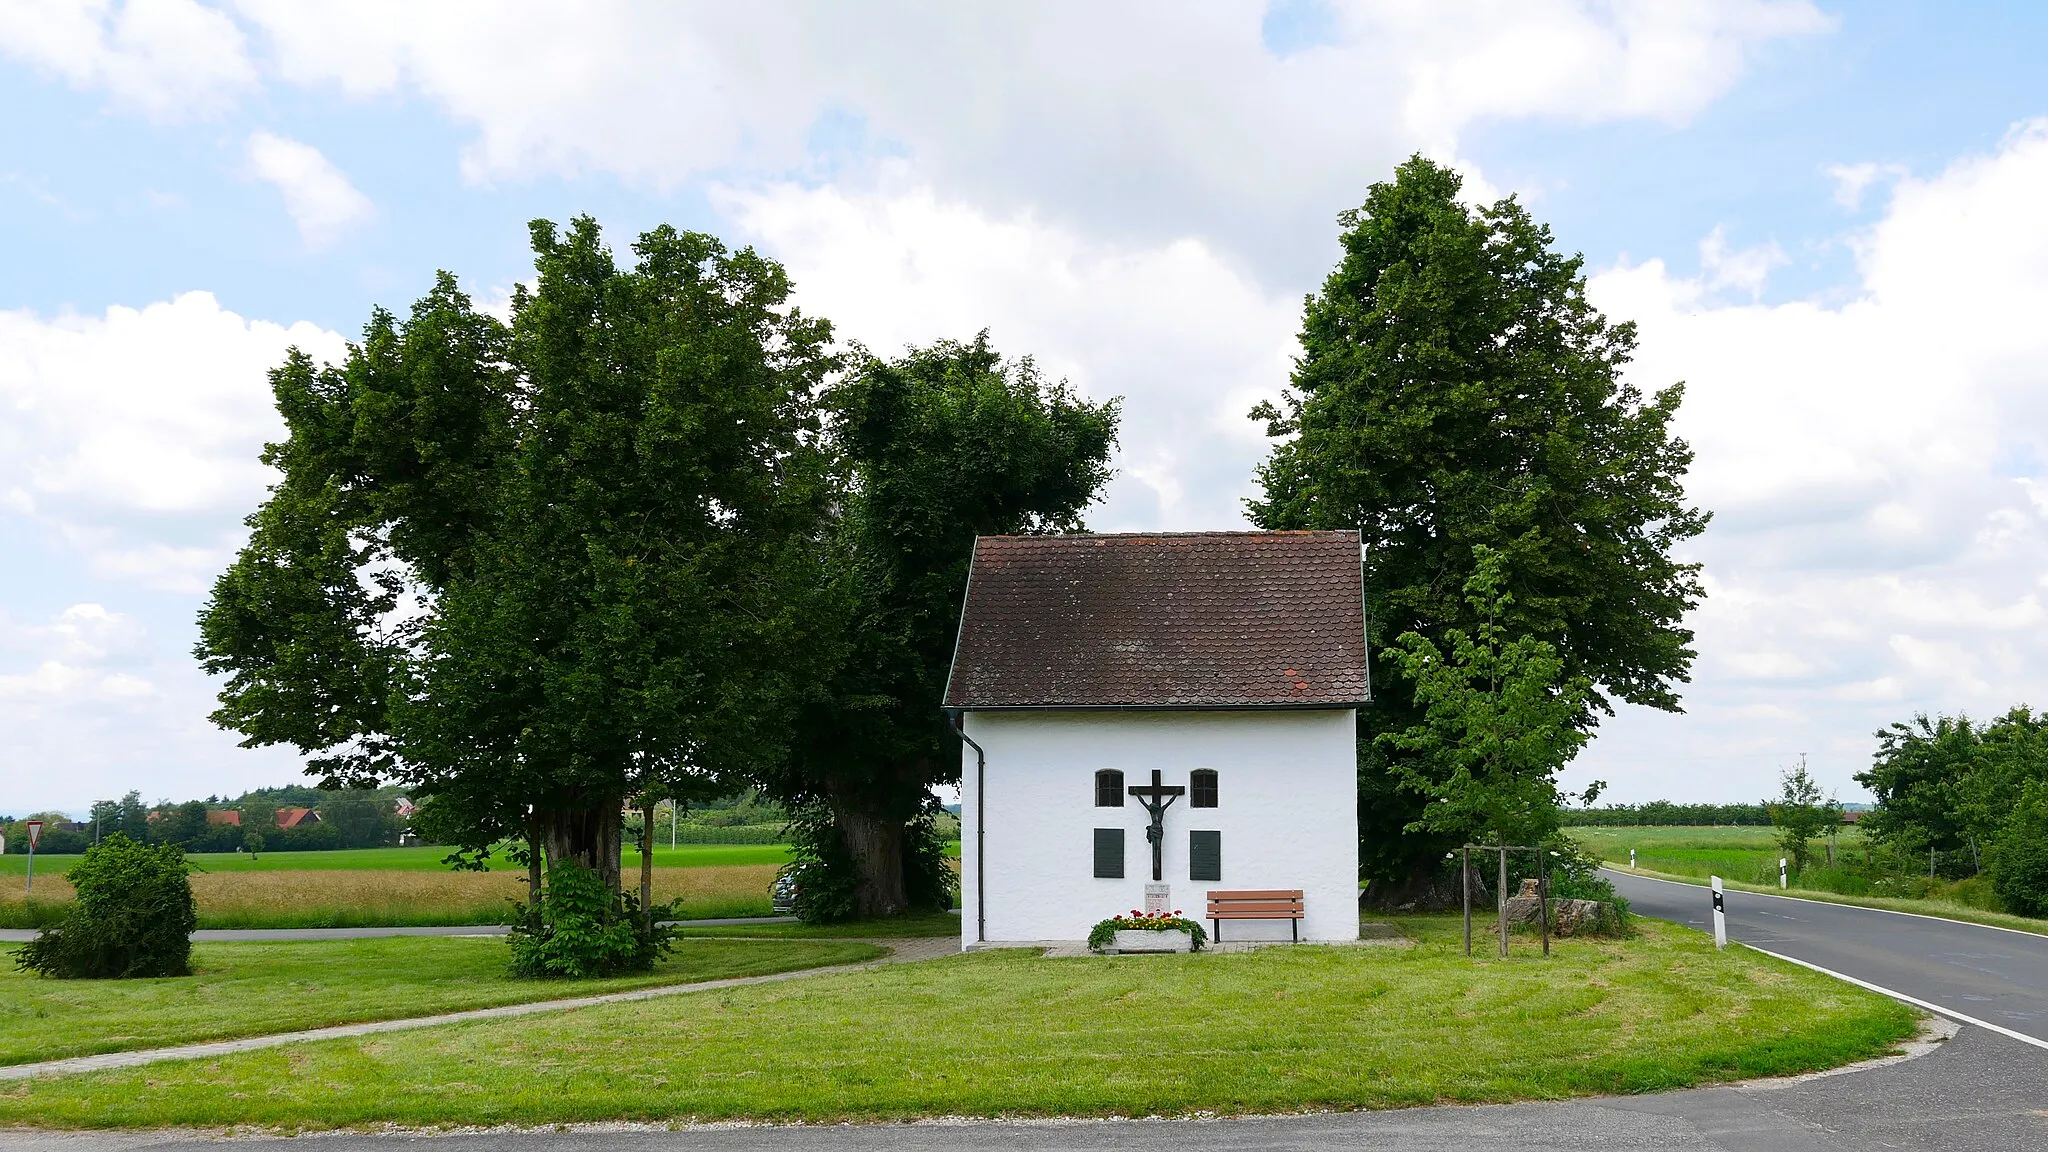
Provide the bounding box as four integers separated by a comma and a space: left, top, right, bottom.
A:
1095, 769, 1125, 807
1190, 769, 1218, 808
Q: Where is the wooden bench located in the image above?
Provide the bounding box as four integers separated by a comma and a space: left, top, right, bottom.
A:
1206, 889, 1305, 942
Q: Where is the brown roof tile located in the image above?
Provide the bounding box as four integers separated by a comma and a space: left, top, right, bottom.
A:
943, 531, 1369, 710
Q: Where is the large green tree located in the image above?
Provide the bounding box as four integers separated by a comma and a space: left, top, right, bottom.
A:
198, 218, 838, 891
772, 335, 1119, 917
1249, 157, 1708, 892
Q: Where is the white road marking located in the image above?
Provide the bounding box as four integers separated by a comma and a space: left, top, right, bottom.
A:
1607, 870, 2048, 940
1744, 944, 2048, 1054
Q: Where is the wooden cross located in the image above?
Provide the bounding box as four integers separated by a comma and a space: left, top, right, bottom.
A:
1127, 769, 1186, 882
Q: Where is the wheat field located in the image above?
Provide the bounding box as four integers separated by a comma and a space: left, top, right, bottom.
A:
0, 864, 778, 929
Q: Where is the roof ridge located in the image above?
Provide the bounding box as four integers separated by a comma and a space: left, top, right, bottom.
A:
976, 529, 1359, 541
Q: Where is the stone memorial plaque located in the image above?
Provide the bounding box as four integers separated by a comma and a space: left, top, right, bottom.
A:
1145, 882, 1171, 915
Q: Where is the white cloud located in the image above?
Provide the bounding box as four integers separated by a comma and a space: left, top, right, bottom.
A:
1565, 119, 2048, 803
713, 173, 1298, 529
245, 130, 374, 249
0, 291, 346, 590
1698, 224, 1789, 299
229, 0, 1826, 279
1826, 160, 1908, 211
0, 0, 256, 120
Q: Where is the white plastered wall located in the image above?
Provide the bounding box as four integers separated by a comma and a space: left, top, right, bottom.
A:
958, 709, 1359, 946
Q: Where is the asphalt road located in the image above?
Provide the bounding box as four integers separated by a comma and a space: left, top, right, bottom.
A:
1605, 869, 2048, 1049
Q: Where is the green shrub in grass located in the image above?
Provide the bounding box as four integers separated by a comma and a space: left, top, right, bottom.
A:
15, 834, 196, 979
1989, 786, 2048, 917
506, 860, 674, 978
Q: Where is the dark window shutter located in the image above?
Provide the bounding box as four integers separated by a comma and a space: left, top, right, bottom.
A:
1190, 769, 1218, 808
1189, 830, 1221, 882
1093, 828, 1125, 878
1095, 769, 1125, 807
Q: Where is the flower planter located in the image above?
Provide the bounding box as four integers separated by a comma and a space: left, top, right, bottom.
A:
1108, 928, 1194, 953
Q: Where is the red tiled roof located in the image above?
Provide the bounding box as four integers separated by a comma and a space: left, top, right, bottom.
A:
943, 531, 1369, 710
207, 810, 242, 826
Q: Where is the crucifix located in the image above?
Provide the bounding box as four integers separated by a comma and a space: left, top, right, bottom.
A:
1126, 769, 1186, 882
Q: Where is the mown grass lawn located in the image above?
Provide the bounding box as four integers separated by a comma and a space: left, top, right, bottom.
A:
0, 917, 1915, 1130
0, 936, 882, 1066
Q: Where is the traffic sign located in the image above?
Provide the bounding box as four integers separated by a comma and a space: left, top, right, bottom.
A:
24, 820, 41, 849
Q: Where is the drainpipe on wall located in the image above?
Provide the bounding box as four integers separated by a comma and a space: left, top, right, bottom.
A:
948, 710, 987, 944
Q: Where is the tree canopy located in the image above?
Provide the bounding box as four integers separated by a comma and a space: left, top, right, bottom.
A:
1249, 156, 1707, 887
773, 335, 1119, 916
198, 218, 840, 889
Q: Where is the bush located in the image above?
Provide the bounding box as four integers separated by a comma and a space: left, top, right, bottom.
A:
14, 834, 196, 978
1989, 788, 2048, 917
506, 860, 672, 979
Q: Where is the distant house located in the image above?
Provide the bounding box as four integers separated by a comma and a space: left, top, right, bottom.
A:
274, 807, 321, 829
207, 810, 242, 827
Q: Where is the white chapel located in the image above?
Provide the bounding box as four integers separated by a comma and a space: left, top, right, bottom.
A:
944, 530, 1368, 947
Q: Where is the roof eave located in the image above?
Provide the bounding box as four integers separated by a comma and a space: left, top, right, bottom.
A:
943, 698, 1369, 714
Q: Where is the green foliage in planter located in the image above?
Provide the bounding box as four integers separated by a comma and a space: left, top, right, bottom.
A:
506, 860, 673, 979
15, 834, 196, 979
1086, 911, 1208, 953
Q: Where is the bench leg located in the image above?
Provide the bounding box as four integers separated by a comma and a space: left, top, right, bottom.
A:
1212, 918, 1220, 943
1291, 918, 1298, 943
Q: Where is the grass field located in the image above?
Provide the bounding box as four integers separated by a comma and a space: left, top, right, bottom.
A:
0, 916, 1916, 1129
0, 935, 883, 1067
1570, 825, 2048, 934
0, 861, 786, 930
1568, 825, 1862, 887
0, 843, 793, 876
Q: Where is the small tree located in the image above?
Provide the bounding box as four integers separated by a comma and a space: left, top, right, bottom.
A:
1988, 782, 2048, 916
1769, 758, 1839, 875
1378, 547, 1597, 849
241, 830, 266, 858
16, 834, 196, 979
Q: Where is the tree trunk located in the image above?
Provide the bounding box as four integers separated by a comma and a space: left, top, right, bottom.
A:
830, 800, 909, 919
538, 801, 624, 894
639, 800, 656, 929
525, 811, 543, 906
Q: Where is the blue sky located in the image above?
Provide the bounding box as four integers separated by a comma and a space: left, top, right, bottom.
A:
5, 1, 2048, 814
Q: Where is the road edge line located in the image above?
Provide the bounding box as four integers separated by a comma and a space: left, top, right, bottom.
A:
1600, 868, 2048, 941
1743, 943, 2048, 1053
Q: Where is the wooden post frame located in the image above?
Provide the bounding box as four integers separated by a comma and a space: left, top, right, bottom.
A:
1461, 847, 1472, 957
1458, 842, 1552, 959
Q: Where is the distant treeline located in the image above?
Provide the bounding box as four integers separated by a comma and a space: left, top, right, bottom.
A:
1560, 803, 1773, 827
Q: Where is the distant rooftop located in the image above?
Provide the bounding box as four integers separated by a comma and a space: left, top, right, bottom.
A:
943, 531, 1369, 710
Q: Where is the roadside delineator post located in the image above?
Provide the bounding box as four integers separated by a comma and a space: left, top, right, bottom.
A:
24, 820, 42, 896
1710, 874, 1727, 949
1779, 857, 1788, 889
1630, 848, 1636, 871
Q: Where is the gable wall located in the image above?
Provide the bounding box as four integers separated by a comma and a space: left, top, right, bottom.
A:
958, 708, 1359, 945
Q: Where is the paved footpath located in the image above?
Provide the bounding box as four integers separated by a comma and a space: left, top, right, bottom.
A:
0, 937, 954, 1083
